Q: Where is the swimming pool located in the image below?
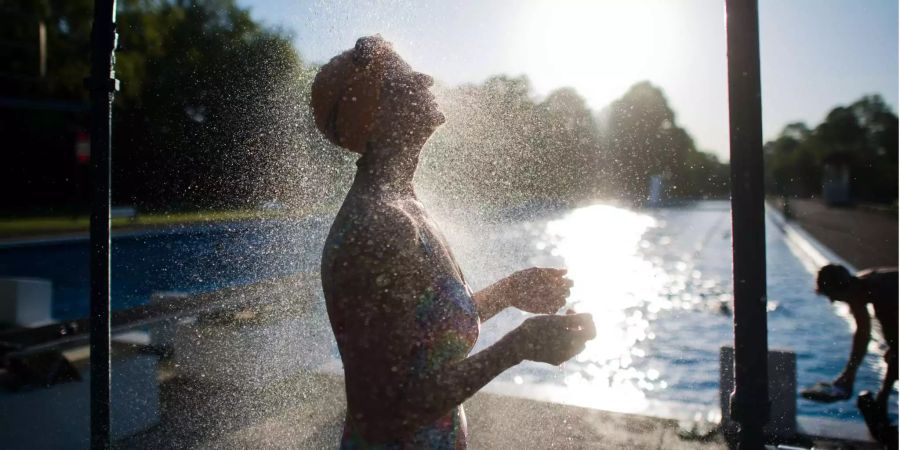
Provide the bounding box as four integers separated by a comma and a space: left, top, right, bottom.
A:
0, 201, 894, 423
0, 217, 331, 319
451, 200, 896, 423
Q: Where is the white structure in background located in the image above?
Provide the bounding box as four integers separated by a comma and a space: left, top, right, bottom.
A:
0, 278, 161, 448
149, 290, 190, 351
0, 347, 160, 448
647, 174, 664, 207
0, 278, 54, 326
719, 346, 797, 440
821, 153, 852, 206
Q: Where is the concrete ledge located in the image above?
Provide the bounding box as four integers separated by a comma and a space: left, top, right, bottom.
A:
719, 346, 797, 439
797, 416, 874, 444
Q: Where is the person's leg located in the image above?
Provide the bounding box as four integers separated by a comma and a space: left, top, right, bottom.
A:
874, 351, 898, 449
877, 350, 898, 409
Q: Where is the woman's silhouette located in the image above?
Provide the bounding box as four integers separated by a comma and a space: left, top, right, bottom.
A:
313, 36, 596, 449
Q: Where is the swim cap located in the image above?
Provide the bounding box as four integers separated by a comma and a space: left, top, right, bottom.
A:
310, 35, 393, 153
816, 264, 851, 296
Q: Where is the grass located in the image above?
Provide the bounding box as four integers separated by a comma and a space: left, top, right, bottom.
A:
0, 209, 292, 239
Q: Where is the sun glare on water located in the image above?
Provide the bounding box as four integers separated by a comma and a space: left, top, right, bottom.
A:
539, 204, 670, 412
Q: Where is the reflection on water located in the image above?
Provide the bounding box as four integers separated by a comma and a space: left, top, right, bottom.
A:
458, 200, 892, 422
463, 201, 737, 420
546, 205, 665, 412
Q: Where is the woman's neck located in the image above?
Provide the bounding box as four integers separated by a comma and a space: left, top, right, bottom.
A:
351, 143, 420, 197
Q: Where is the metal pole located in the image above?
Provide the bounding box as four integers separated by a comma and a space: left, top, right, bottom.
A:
88, 0, 118, 448
725, 1, 769, 449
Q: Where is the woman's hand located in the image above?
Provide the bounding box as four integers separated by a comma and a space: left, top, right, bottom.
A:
502, 267, 572, 314
506, 313, 596, 365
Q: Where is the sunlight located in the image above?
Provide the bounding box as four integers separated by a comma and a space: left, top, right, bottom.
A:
512, 0, 687, 109
543, 204, 669, 410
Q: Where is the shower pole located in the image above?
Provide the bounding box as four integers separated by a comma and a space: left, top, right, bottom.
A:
725, 0, 770, 449
87, 0, 118, 448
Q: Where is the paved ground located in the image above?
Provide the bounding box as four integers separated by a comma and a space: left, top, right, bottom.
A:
782, 199, 897, 269
117, 370, 730, 449
114, 364, 880, 450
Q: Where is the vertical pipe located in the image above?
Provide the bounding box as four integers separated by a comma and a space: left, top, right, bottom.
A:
38, 20, 46, 78
88, 0, 117, 448
725, 0, 770, 449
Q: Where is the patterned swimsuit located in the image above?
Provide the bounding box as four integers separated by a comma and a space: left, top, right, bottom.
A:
338, 217, 481, 449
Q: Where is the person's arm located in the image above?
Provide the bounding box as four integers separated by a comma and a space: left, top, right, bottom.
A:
473, 268, 571, 322
835, 302, 871, 389
386, 313, 595, 438
472, 280, 511, 321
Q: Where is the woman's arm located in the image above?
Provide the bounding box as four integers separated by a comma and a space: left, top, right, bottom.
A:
472, 280, 510, 321
386, 313, 595, 438
473, 268, 572, 322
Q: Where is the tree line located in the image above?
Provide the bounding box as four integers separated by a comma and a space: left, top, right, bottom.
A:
6, 0, 893, 218
764, 95, 898, 203
419, 77, 729, 216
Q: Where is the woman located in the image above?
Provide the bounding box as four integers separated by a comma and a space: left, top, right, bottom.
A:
313, 36, 596, 449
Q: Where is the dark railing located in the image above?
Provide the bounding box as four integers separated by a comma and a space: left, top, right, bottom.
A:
87, 0, 117, 448
725, 0, 770, 449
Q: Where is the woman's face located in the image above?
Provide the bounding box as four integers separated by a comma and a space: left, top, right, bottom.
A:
374, 58, 445, 147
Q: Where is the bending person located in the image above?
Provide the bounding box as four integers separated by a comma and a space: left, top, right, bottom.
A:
313, 35, 596, 449
803, 264, 897, 445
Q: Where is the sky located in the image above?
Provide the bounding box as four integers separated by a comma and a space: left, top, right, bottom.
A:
237, 0, 899, 161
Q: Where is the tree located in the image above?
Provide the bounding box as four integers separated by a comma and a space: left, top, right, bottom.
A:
420, 76, 612, 218
2, 2, 732, 215
764, 95, 898, 203
0, 0, 95, 212
113, 0, 354, 211
764, 122, 817, 197
536, 87, 605, 201
420, 77, 725, 217
603, 81, 727, 201
419, 75, 547, 215
0, 0, 357, 214
0, 0, 94, 101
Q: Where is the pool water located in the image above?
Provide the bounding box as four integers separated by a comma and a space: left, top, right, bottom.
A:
0, 201, 895, 423
449, 201, 896, 423
0, 217, 331, 320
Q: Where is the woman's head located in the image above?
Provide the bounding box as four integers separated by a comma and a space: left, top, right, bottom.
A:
310, 35, 444, 154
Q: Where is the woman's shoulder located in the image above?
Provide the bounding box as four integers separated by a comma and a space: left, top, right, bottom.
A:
331, 198, 422, 249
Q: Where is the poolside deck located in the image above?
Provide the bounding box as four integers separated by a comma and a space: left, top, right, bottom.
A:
781, 198, 897, 269
110, 363, 886, 450
113, 367, 730, 449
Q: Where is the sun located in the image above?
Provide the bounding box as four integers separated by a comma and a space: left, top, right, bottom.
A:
512, 0, 686, 110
